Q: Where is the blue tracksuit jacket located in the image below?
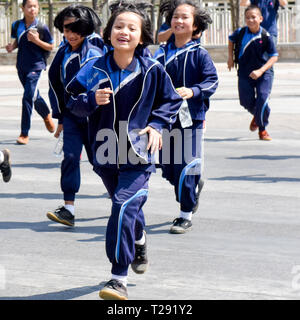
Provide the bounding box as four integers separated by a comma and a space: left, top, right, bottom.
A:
48, 37, 106, 201
48, 38, 106, 124
66, 50, 183, 169
154, 39, 218, 121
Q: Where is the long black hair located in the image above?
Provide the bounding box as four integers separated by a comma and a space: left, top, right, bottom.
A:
103, 0, 154, 47
54, 4, 102, 37
161, 0, 212, 35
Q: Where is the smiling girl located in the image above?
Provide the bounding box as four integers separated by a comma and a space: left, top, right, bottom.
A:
65, 1, 182, 300
154, 0, 218, 234
47, 5, 106, 228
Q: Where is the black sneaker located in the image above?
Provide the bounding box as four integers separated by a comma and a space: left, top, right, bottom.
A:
131, 231, 148, 274
46, 206, 74, 227
0, 149, 12, 183
170, 218, 192, 234
192, 178, 204, 214
99, 279, 128, 300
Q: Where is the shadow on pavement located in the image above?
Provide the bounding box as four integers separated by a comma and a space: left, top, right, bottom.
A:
210, 174, 300, 183
228, 155, 300, 160
0, 284, 100, 300
0, 192, 109, 200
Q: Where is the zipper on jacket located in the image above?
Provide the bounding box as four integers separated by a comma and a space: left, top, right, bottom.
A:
93, 65, 119, 168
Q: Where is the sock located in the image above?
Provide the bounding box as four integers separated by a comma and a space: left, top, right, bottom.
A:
0, 151, 4, 165
135, 232, 145, 246
180, 210, 192, 221
65, 204, 75, 216
111, 274, 128, 287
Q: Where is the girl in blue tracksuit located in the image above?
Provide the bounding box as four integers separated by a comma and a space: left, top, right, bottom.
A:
6, 0, 55, 145
66, 1, 182, 300
46, 5, 106, 227
154, 0, 218, 234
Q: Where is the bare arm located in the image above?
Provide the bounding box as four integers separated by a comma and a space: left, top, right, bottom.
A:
278, 0, 287, 7
27, 30, 53, 51
157, 28, 173, 43
227, 40, 235, 71
249, 56, 278, 79
5, 39, 18, 53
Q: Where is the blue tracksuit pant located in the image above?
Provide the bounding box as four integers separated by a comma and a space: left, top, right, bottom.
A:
238, 73, 273, 130
95, 166, 151, 276
161, 119, 204, 212
61, 114, 93, 201
17, 70, 50, 136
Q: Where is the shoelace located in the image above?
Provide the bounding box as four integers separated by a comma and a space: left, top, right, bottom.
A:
106, 279, 124, 289
173, 217, 184, 224
54, 206, 64, 213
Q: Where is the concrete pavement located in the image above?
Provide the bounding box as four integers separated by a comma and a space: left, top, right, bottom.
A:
0, 62, 300, 300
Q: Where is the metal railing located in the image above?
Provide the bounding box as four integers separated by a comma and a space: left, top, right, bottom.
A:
0, 1, 298, 49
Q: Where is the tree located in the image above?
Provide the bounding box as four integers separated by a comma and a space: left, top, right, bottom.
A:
229, 0, 240, 31
92, 0, 98, 11
48, 0, 54, 35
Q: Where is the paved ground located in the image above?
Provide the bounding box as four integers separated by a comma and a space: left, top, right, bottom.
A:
0, 63, 300, 300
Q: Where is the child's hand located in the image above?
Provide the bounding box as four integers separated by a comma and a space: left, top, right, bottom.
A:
139, 126, 162, 154
95, 88, 113, 105
176, 87, 194, 99
6, 43, 14, 53
27, 29, 40, 43
249, 69, 263, 80
54, 124, 63, 138
227, 57, 234, 71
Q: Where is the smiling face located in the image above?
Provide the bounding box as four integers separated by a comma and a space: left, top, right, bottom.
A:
245, 8, 263, 33
22, 0, 39, 21
171, 4, 196, 37
110, 11, 143, 53
63, 17, 85, 51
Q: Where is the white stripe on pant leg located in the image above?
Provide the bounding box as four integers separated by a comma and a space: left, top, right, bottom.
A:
183, 128, 204, 175
115, 188, 148, 263
260, 96, 270, 128
32, 71, 42, 103
201, 129, 205, 176
178, 158, 202, 201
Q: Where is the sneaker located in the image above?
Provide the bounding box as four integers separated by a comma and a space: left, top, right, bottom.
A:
192, 178, 204, 214
259, 130, 272, 141
0, 149, 12, 183
249, 117, 258, 131
44, 114, 55, 133
99, 279, 128, 300
16, 134, 29, 145
169, 217, 192, 234
131, 231, 148, 274
46, 206, 74, 227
